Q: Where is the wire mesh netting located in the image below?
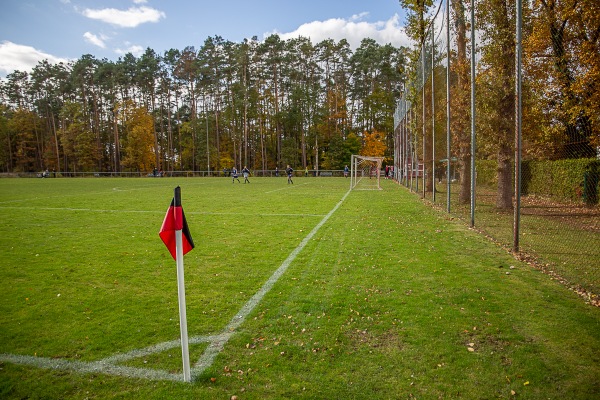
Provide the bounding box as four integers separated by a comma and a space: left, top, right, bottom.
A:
393, 0, 599, 300
350, 155, 384, 190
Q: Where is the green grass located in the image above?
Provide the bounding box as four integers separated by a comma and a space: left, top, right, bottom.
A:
1, 177, 599, 399
434, 183, 600, 295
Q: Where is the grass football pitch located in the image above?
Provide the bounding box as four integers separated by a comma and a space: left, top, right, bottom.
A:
1, 177, 599, 399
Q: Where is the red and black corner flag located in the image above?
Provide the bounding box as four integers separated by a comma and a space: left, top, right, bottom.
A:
159, 186, 195, 260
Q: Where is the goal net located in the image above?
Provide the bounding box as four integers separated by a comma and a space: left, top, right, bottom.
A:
350, 155, 384, 190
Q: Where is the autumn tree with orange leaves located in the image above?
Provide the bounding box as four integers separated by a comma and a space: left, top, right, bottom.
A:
525, 0, 600, 158
360, 130, 387, 158
117, 100, 156, 173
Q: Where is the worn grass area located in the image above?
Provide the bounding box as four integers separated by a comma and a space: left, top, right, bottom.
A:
0, 177, 599, 399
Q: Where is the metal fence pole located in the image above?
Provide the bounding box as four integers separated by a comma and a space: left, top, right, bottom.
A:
406, 108, 409, 189
470, 0, 477, 228
513, 0, 523, 252
432, 27, 437, 203
446, 0, 452, 213
422, 41, 427, 199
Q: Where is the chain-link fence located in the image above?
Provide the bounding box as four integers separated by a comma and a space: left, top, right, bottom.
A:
393, 0, 599, 301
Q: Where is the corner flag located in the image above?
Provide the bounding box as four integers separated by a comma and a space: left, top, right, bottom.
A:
159, 187, 195, 260
159, 186, 194, 382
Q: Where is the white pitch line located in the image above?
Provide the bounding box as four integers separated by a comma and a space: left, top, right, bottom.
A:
0, 353, 182, 382
99, 334, 216, 364
0, 189, 351, 382
0, 181, 212, 205
0, 185, 183, 205
0, 206, 325, 218
0, 334, 222, 382
0, 206, 161, 213
191, 188, 351, 377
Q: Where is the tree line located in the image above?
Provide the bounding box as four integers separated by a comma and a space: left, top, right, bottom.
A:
2, 0, 597, 180
0, 35, 405, 174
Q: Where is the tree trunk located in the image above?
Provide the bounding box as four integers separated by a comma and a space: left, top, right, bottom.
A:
495, 0, 516, 210
458, 153, 471, 204
113, 111, 121, 173
274, 64, 281, 167
243, 66, 248, 167
151, 93, 160, 169
452, 0, 471, 205
497, 143, 513, 209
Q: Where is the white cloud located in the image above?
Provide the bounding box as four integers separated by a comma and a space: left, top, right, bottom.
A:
267, 13, 410, 50
0, 41, 69, 76
81, 6, 165, 28
83, 32, 107, 48
350, 12, 370, 22
115, 44, 144, 57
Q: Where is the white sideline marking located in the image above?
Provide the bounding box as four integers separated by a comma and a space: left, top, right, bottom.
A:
192, 189, 350, 376
0, 182, 207, 205
0, 206, 325, 218
0, 353, 182, 382
0, 189, 351, 382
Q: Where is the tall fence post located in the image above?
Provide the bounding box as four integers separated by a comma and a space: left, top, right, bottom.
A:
446, 0, 452, 213
470, 0, 477, 228
422, 41, 427, 199
432, 27, 436, 203
513, 0, 523, 253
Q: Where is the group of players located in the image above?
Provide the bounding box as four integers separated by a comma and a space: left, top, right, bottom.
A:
231, 165, 294, 184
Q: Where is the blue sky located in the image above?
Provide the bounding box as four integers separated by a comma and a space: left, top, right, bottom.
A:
0, 0, 409, 77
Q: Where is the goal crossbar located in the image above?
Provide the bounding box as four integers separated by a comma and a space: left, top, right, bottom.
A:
350, 155, 384, 190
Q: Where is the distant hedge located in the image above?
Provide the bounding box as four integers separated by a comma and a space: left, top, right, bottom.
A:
475, 158, 599, 204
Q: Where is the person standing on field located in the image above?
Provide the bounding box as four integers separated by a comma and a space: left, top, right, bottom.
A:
242, 166, 250, 183
232, 167, 241, 183
286, 165, 294, 184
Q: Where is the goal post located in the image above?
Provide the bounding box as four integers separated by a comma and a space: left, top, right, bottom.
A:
350, 155, 384, 190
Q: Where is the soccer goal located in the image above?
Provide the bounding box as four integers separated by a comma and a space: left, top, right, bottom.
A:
350, 155, 384, 190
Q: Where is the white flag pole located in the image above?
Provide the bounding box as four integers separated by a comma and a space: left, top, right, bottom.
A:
174, 187, 191, 382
